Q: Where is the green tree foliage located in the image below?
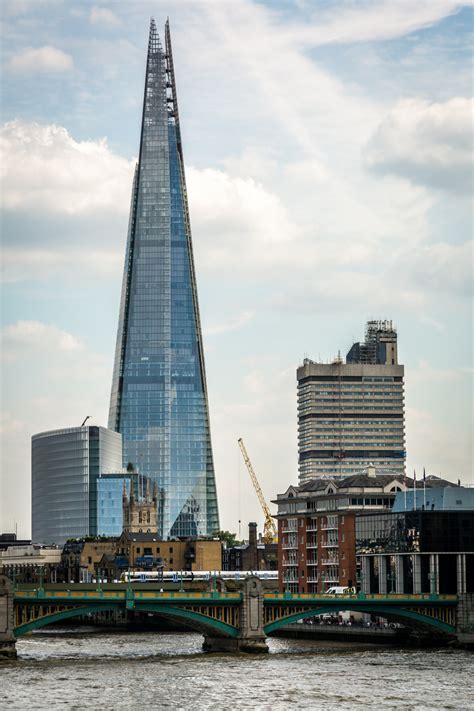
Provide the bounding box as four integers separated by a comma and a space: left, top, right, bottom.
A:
213, 530, 242, 547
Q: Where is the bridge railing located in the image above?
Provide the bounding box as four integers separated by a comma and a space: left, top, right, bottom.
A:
264, 593, 458, 602
14, 589, 242, 601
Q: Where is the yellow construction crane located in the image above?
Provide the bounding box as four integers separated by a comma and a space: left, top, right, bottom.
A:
238, 437, 277, 544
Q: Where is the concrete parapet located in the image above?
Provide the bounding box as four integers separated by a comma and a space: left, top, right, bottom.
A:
0, 575, 17, 659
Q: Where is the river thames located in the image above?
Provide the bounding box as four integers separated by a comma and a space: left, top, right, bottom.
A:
2, 629, 473, 710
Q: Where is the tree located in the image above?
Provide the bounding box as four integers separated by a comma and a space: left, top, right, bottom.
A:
213, 530, 241, 548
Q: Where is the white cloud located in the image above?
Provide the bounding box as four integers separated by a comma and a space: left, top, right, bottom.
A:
1, 321, 84, 362
296, 0, 469, 46
0, 120, 135, 215
1, 321, 111, 537
406, 405, 472, 482
187, 166, 300, 269
391, 241, 472, 298
205, 310, 255, 336
89, 6, 122, 28
366, 98, 474, 192
0, 412, 24, 435
1, 247, 122, 283
9, 46, 74, 73
209, 361, 298, 530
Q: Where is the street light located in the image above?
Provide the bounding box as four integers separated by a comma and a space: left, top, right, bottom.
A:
388, 571, 396, 594
34, 565, 45, 596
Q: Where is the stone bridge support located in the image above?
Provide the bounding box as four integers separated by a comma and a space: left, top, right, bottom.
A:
456, 593, 474, 648
203, 576, 268, 653
0, 575, 16, 659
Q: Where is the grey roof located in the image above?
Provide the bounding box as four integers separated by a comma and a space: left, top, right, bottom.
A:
299, 478, 338, 492
121, 532, 162, 543
338, 472, 411, 488
424, 475, 458, 488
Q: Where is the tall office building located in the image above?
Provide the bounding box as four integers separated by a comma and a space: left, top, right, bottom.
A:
32, 426, 123, 545
298, 320, 405, 482
108, 20, 219, 538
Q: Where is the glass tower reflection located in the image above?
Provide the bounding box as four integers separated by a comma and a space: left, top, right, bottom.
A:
109, 19, 219, 539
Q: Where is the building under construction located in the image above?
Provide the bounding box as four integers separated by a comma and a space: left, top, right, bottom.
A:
297, 320, 405, 482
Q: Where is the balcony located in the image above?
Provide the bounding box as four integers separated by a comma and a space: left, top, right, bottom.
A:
282, 541, 298, 550
306, 539, 318, 549
307, 560, 318, 566
321, 541, 338, 548
322, 577, 339, 585
282, 560, 298, 567
320, 524, 338, 531
321, 558, 339, 566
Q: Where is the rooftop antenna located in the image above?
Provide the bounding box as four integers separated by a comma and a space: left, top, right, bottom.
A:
81, 416, 91, 427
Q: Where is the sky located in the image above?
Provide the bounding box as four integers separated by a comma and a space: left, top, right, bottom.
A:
0, 0, 472, 539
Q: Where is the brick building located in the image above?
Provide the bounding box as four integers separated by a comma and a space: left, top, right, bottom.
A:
115, 533, 222, 573
273, 466, 413, 593
222, 523, 278, 572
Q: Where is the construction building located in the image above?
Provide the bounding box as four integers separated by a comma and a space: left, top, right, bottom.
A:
298, 320, 405, 481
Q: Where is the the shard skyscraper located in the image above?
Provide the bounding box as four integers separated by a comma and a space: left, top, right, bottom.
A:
109, 19, 219, 539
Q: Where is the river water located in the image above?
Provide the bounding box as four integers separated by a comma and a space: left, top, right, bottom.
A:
1, 628, 473, 710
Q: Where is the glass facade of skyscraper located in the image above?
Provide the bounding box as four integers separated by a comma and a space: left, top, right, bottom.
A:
96, 475, 130, 537
109, 20, 219, 539
96, 471, 149, 536
32, 426, 123, 545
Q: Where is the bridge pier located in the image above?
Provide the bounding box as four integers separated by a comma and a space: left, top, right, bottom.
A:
0, 575, 17, 659
456, 593, 474, 648
203, 576, 268, 653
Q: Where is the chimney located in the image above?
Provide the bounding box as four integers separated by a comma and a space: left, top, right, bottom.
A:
367, 463, 376, 478
248, 522, 257, 547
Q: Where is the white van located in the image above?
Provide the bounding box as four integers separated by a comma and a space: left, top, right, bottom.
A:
325, 586, 351, 594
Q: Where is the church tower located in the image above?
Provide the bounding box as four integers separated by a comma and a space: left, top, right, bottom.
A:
122, 478, 158, 534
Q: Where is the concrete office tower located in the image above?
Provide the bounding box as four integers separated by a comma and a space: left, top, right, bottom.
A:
108, 20, 219, 538
32, 426, 123, 545
298, 320, 405, 482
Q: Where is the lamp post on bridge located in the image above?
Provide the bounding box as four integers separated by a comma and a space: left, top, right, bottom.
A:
34, 565, 45, 597
388, 571, 396, 595
429, 572, 437, 598
357, 570, 366, 599
11, 566, 17, 592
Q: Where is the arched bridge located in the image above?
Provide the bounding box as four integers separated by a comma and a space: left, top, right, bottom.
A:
4, 575, 465, 654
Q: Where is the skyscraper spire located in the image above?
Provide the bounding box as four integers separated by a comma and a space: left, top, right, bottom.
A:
109, 20, 219, 539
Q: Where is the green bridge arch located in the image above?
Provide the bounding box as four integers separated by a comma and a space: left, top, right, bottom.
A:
264, 605, 456, 636
15, 603, 122, 637
137, 604, 240, 638
15, 602, 240, 639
